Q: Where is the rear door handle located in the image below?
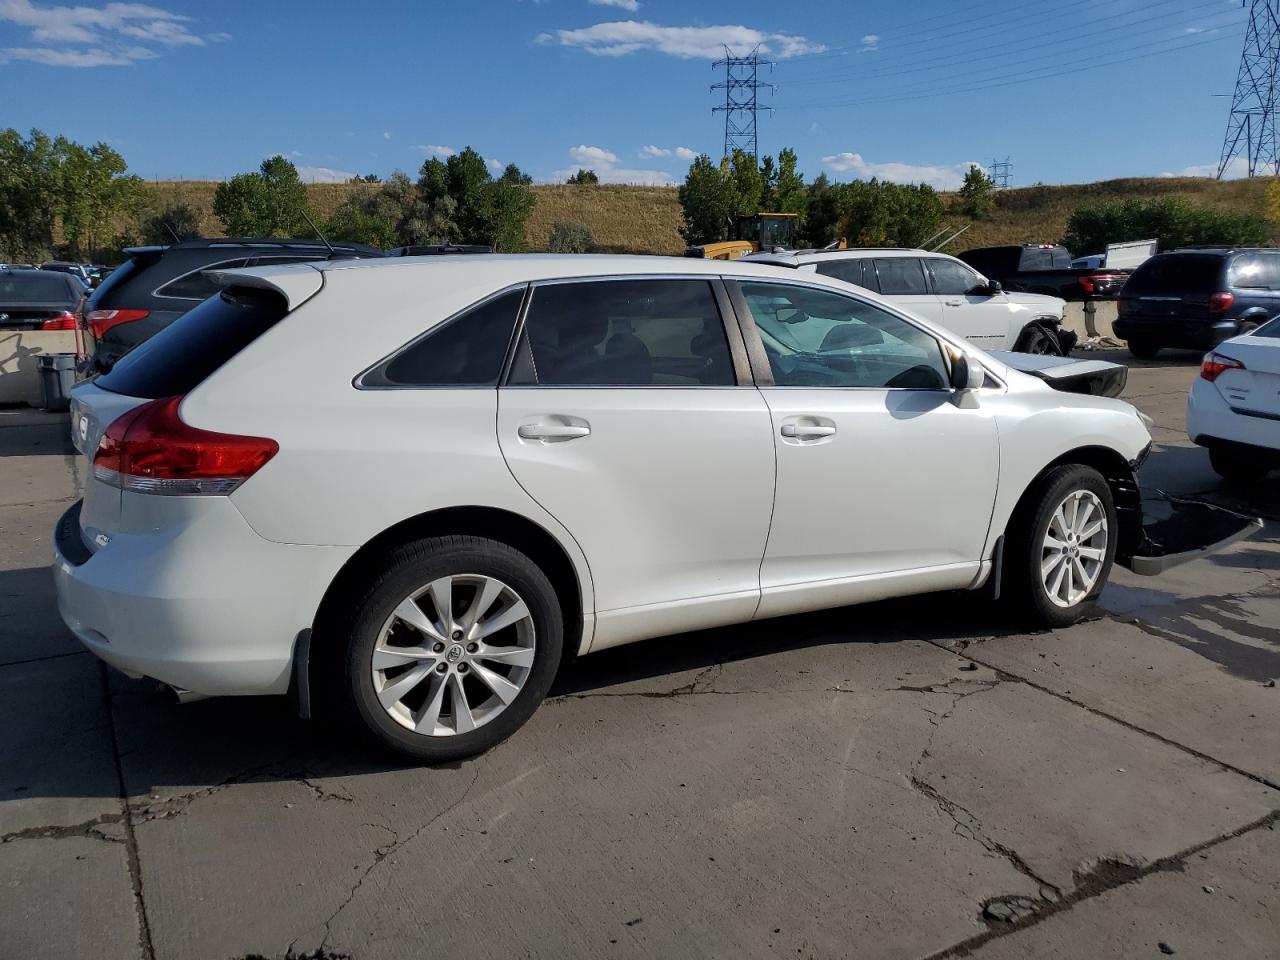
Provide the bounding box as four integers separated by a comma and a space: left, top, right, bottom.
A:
780, 417, 836, 441
518, 420, 591, 442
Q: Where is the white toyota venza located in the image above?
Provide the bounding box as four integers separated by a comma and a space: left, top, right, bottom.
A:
56, 255, 1158, 760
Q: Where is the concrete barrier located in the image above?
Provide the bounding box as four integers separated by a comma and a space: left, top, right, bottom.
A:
0, 331, 79, 407
1062, 301, 1118, 342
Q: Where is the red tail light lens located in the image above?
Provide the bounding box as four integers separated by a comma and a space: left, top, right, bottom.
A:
92, 396, 278, 495
1079, 276, 1095, 294
41, 312, 78, 330
1200, 352, 1245, 382
1208, 292, 1235, 314
86, 308, 149, 338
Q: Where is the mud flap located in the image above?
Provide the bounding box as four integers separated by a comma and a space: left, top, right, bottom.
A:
1121, 492, 1264, 576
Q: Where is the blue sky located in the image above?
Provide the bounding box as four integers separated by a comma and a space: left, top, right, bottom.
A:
0, 0, 1255, 188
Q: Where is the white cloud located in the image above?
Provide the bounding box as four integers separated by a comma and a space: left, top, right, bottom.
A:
486, 157, 503, 171
414, 144, 456, 157
860, 33, 879, 52
1160, 157, 1248, 179
822, 151, 985, 190
297, 166, 357, 183
383, 131, 392, 140
640, 144, 697, 161
590, 0, 639, 10
0, 0, 227, 66
547, 19, 824, 59
552, 144, 674, 185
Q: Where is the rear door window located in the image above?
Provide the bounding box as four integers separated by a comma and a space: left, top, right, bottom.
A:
873, 258, 929, 295
94, 287, 288, 398
510, 279, 734, 386
815, 259, 877, 291
1228, 254, 1280, 290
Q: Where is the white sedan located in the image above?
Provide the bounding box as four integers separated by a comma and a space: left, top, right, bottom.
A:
1188, 319, 1280, 481
54, 255, 1187, 760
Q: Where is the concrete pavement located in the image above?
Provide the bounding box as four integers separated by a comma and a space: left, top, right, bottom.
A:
1, 353, 1276, 960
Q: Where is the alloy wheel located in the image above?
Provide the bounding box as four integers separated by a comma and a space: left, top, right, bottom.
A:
1040, 489, 1108, 608
371, 574, 536, 736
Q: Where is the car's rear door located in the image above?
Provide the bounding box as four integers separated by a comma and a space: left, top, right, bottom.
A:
496, 276, 775, 649
726, 278, 1000, 619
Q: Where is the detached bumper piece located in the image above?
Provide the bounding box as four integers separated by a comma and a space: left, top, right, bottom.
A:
1120, 492, 1264, 576
991, 352, 1128, 398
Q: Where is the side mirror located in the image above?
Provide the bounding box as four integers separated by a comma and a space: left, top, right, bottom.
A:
986, 279, 1003, 296
949, 353, 985, 391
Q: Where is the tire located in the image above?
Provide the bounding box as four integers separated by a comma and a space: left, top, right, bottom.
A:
1017, 324, 1063, 356
1210, 445, 1271, 483
340, 535, 563, 762
1127, 340, 1160, 360
1003, 464, 1118, 629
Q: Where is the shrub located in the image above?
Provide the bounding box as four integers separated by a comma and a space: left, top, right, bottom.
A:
548, 222, 594, 253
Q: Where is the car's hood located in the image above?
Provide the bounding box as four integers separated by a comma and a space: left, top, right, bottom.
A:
1004, 291, 1064, 311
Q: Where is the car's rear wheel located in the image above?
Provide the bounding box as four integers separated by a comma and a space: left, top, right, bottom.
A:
1209, 444, 1272, 483
342, 536, 562, 761
1127, 339, 1159, 359
1004, 464, 1117, 628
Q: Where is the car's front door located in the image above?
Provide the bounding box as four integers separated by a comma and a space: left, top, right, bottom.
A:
497, 277, 776, 650
727, 278, 1001, 620
926, 257, 1014, 349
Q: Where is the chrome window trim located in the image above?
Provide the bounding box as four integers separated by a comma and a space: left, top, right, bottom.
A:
352, 282, 530, 391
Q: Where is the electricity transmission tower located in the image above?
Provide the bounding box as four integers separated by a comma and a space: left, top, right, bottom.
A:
1217, 0, 1280, 178
712, 46, 774, 159
990, 157, 1013, 189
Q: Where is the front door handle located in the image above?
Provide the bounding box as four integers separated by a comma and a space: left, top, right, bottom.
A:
780, 417, 837, 441
518, 420, 591, 442
945, 299, 964, 307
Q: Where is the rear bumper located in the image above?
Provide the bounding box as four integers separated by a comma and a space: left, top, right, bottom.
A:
52, 498, 354, 697
1114, 316, 1239, 350
1187, 378, 1280, 453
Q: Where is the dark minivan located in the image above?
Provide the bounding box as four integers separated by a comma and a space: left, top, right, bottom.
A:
83, 238, 382, 371
1115, 248, 1280, 359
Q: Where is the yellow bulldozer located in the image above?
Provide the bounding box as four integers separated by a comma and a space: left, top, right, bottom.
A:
684, 212, 804, 260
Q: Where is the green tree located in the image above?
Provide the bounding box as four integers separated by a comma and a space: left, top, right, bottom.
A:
727, 149, 766, 217
958, 165, 995, 219
0, 128, 61, 260
548, 222, 594, 253
774, 148, 807, 215
212, 155, 312, 237
417, 147, 535, 251
678, 154, 739, 245
1062, 196, 1268, 254
566, 169, 599, 185
501, 163, 533, 185
140, 202, 202, 245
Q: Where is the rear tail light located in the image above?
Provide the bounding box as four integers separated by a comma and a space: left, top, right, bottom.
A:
1200, 352, 1245, 382
86, 308, 149, 338
41, 312, 78, 330
1208, 291, 1235, 314
92, 396, 278, 496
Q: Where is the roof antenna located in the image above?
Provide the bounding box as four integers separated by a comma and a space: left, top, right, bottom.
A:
299, 209, 337, 258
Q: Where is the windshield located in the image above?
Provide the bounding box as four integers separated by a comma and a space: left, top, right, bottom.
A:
0, 272, 77, 303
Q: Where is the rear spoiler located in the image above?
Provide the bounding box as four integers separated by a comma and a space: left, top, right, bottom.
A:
204, 262, 325, 311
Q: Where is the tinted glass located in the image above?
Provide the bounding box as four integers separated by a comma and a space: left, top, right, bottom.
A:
815, 259, 876, 291
1228, 254, 1280, 290
364, 289, 523, 387
0, 272, 77, 303
155, 258, 249, 299
1125, 254, 1223, 295
958, 248, 1014, 275
739, 281, 949, 389
927, 258, 982, 295
873, 258, 929, 295
96, 287, 288, 399
1254, 316, 1280, 337
515, 280, 733, 386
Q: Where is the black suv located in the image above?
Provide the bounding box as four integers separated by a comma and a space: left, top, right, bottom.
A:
83, 238, 382, 370
1115, 248, 1280, 358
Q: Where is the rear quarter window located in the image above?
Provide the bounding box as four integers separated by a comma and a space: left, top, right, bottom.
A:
94, 287, 288, 399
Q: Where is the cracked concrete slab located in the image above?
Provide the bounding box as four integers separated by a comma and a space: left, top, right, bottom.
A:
960, 817, 1280, 960
0, 835, 139, 960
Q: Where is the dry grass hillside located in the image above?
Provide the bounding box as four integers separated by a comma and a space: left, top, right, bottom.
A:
136, 174, 1276, 255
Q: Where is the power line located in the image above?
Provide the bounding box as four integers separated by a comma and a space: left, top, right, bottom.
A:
1217, 0, 1280, 177
782, 28, 1239, 111
990, 158, 1013, 189
712, 46, 773, 159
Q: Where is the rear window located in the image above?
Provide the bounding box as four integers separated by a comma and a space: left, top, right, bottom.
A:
0, 273, 77, 303
95, 287, 287, 399
1125, 254, 1224, 295
1227, 254, 1280, 290
155, 258, 250, 300
873, 258, 928, 295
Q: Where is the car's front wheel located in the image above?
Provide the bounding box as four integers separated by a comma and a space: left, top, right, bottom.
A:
342, 536, 563, 761
1004, 465, 1117, 628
